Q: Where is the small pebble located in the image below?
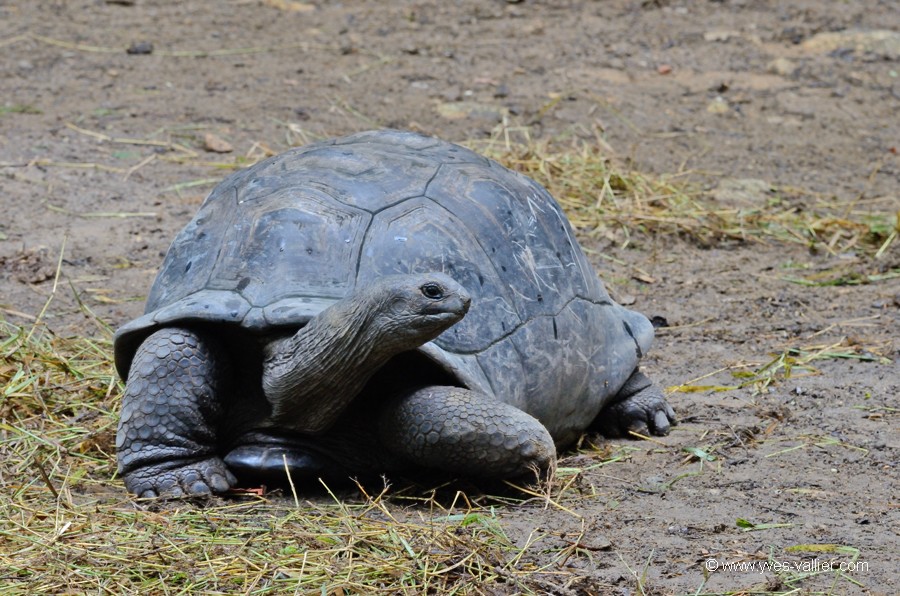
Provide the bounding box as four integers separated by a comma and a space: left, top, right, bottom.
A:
768, 57, 797, 77
203, 133, 233, 153
650, 315, 669, 328
707, 96, 730, 114
126, 41, 154, 55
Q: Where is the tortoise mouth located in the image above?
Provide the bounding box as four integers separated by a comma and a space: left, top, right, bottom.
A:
423, 307, 465, 318
427, 311, 466, 323
421, 295, 471, 318
421, 310, 467, 330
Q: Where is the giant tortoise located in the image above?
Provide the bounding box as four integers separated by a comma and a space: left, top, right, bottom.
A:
114, 130, 676, 497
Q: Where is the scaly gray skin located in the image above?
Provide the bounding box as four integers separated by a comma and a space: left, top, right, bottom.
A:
117, 273, 555, 497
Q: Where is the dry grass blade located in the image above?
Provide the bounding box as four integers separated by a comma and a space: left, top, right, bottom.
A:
65, 122, 198, 158
46, 204, 158, 219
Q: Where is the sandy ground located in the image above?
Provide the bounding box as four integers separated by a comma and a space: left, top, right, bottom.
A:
1, 1, 898, 593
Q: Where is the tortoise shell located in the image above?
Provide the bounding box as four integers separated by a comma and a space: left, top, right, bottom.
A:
115, 130, 653, 446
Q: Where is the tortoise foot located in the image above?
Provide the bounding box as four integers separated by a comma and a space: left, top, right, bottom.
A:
594, 370, 677, 438
124, 456, 236, 498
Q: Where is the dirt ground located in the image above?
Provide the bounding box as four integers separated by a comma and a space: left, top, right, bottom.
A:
1, 0, 898, 593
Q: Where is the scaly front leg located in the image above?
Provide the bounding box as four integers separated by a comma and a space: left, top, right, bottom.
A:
117, 327, 236, 497
376, 385, 556, 479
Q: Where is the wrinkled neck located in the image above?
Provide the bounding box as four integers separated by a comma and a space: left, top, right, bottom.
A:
261, 291, 413, 434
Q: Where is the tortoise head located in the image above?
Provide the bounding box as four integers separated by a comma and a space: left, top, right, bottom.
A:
367, 272, 471, 348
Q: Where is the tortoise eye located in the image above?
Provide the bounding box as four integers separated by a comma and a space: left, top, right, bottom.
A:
420, 283, 444, 300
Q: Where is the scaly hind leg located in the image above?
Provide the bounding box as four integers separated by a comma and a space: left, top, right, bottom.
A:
376, 386, 556, 479
592, 369, 677, 438
117, 327, 236, 497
